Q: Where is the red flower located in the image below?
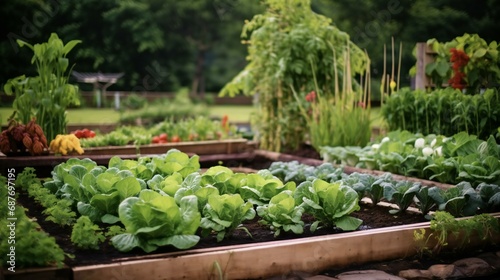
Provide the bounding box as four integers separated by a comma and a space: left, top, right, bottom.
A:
448, 48, 469, 90
221, 115, 229, 133
305, 91, 316, 102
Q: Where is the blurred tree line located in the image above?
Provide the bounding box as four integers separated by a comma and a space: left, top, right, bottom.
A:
1, 0, 498, 96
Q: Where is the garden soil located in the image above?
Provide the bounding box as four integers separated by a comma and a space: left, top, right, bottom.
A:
15, 145, 500, 278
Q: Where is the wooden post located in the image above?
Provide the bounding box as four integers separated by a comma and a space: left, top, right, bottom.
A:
415, 43, 437, 90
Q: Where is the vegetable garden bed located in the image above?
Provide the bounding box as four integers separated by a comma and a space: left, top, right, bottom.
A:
2, 149, 500, 280
82, 139, 252, 156
3, 199, 499, 280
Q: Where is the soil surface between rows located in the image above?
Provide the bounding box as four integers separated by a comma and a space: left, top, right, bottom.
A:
18, 189, 429, 267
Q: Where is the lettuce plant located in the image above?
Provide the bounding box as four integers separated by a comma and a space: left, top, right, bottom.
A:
294, 179, 362, 232
43, 158, 102, 194
147, 172, 184, 196
200, 166, 247, 194
200, 193, 255, 242
150, 149, 200, 177
239, 170, 296, 206
174, 172, 220, 212
108, 156, 154, 181
256, 190, 305, 237
111, 190, 201, 252
75, 168, 143, 224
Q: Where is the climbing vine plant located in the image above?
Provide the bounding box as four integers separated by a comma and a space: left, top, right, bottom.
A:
220, 0, 368, 152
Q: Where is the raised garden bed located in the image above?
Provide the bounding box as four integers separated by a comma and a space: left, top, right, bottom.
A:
83, 139, 252, 156
2, 148, 499, 279
4, 194, 499, 280
0, 140, 255, 177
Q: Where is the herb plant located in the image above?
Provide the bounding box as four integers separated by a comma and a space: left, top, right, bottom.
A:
1, 177, 67, 268
71, 216, 106, 250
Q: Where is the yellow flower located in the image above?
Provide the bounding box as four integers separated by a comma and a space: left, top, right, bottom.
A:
390, 80, 396, 91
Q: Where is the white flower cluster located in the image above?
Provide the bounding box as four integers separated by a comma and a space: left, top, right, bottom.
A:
414, 137, 443, 157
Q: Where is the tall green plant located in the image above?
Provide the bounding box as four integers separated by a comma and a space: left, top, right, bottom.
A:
4, 33, 81, 141
293, 46, 372, 150
220, 0, 368, 152
382, 87, 500, 140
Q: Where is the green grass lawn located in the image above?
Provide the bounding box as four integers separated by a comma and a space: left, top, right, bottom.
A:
0, 105, 255, 126
0, 105, 385, 128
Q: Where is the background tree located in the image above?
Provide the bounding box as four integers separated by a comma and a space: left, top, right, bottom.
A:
1, 0, 498, 97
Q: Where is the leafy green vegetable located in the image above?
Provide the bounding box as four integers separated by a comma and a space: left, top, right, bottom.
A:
383, 181, 421, 214
200, 193, 255, 242
256, 190, 305, 237
200, 166, 246, 194
239, 170, 296, 206
414, 186, 440, 217
109, 156, 154, 181
430, 182, 482, 217
150, 149, 200, 177
477, 183, 500, 212
111, 190, 201, 252
71, 216, 106, 250
294, 179, 362, 231
268, 161, 343, 184
1, 177, 67, 268
15, 167, 38, 191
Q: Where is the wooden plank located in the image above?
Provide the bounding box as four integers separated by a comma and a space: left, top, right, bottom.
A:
72, 228, 418, 280
71, 212, 500, 280
83, 139, 251, 156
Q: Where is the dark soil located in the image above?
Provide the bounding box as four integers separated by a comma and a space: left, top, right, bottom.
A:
14, 146, 500, 279
18, 188, 428, 268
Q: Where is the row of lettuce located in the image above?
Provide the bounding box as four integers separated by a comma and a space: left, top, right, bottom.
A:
321, 130, 500, 187
3, 150, 500, 268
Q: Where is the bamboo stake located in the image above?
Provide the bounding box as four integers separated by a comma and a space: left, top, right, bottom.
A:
397, 41, 403, 92
391, 37, 395, 83
381, 44, 386, 104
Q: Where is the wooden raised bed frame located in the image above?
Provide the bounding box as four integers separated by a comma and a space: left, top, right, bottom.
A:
4, 213, 500, 280
82, 139, 252, 156
2, 149, 498, 279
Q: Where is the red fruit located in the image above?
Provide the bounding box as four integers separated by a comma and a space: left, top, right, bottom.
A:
152, 136, 160, 144
82, 128, 90, 138
159, 133, 168, 141
171, 135, 181, 143
89, 131, 96, 138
